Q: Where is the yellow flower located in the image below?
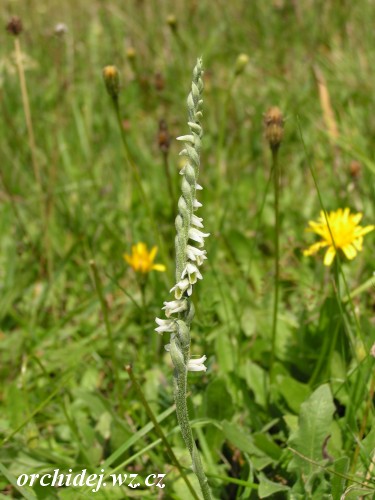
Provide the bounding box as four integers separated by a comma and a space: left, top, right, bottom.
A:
124, 243, 166, 273
303, 208, 374, 266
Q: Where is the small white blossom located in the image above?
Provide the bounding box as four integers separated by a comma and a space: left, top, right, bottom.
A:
189, 227, 209, 247
155, 318, 176, 334
162, 299, 187, 317
181, 262, 203, 284
170, 278, 192, 299
191, 214, 203, 228
193, 199, 202, 209
186, 245, 207, 266
195, 183, 203, 190
187, 355, 207, 372
165, 345, 207, 373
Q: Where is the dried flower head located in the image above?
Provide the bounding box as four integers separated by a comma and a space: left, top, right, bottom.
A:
124, 242, 166, 274
103, 65, 120, 101
6, 16, 23, 36
349, 160, 361, 180
154, 72, 165, 92
158, 119, 170, 155
54, 23, 68, 36
264, 106, 284, 151
303, 208, 374, 266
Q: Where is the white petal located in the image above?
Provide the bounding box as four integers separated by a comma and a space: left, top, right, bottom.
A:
170, 279, 192, 299
189, 228, 210, 247
176, 135, 195, 143
195, 183, 203, 190
181, 262, 203, 284
187, 355, 207, 372
186, 245, 207, 263
193, 199, 202, 208
191, 214, 204, 228
162, 299, 187, 317
155, 318, 176, 334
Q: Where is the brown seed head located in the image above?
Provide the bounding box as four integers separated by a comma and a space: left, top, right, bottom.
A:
154, 72, 165, 92
264, 106, 284, 151
103, 65, 120, 101
158, 119, 170, 155
349, 160, 361, 179
6, 16, 23, 36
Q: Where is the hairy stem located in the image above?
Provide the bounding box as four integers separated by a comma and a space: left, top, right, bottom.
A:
126, 365, 200, 500
173, 360, 212, 499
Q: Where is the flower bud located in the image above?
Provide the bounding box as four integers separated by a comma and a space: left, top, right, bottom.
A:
6, 16, 23, 36
234, 53, 249, 76
126, 47, 136, 60
349, 160, 361, 179
264, 106, 284, 151
102, 65, 120, 101
166, 15, 178, 31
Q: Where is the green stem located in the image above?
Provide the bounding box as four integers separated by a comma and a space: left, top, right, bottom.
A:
90, 260, 122, 408
270, 147, 280, 374
174, 366, 212, 500
125, 366, 200, 500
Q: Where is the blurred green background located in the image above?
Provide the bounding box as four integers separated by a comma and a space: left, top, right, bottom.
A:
0, 1, 374, 498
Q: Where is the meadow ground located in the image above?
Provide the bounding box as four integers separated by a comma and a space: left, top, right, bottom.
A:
0, 1, 374, 498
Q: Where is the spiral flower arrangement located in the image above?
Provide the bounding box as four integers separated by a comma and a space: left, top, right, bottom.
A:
155, 57, 209, 368
155, 58, 212, 499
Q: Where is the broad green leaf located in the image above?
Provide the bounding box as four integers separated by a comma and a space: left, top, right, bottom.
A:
258, 472, 290, 498
241, 361, 268, 408
222, 421, 263, 457
253, 433, 282, 461
288, 384, 335, 475
276, 375, 311, 414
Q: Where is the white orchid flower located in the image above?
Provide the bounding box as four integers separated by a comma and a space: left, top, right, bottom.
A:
187, 355, 207, 372
162, 299, 187, 317
188, 227, 210, 247
155, 318, 176, 334
181, 262, 203, 284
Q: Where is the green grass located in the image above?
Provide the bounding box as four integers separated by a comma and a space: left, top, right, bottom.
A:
1, 1, 374, 498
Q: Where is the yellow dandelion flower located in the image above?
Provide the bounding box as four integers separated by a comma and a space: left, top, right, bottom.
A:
303, 208, 374, 266
124, 242, 166, 273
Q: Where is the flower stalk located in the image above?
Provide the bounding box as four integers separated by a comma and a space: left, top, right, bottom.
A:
156, 58, 212, 500
264, 107, 284, 373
